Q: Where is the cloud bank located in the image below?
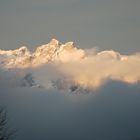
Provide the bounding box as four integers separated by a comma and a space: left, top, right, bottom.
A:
0, 39, 140, 91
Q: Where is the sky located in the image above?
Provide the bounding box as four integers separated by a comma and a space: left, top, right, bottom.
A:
0, 0, 140, 54
0, 1, 140, 140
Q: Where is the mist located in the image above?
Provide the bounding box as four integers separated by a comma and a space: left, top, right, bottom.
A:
0, 40, 140, 140
0, 40, 140, 90
0, 82, 140, 140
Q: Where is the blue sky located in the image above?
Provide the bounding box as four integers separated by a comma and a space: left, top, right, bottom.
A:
0, 0, 140, 53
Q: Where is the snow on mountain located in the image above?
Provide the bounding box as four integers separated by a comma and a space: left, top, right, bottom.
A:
0, 46, 32, 68
0, 39, 87, 93
0, 39, 85, 68
0, 38, 126, 68
0, 39, 140, 93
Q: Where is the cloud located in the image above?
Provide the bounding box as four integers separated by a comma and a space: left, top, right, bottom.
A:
0, 39, 140, 140
0, 39, 140, 91
1, 80, 140, 140
56, 50, 140, 89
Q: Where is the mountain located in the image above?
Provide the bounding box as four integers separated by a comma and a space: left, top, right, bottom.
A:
0, 38, 126, 68
0, 39, 87, 93
1, 39, 139, 93
0, 39, 85, 68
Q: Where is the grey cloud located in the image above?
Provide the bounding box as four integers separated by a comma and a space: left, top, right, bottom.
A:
0, 81, 140, 140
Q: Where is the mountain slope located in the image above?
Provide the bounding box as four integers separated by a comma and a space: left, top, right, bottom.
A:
0, 39, 85, 68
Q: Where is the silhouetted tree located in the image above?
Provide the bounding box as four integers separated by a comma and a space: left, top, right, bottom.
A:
0, 107, 15, 140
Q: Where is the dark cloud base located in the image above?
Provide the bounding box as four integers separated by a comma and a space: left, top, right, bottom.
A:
0, 81, 140, 140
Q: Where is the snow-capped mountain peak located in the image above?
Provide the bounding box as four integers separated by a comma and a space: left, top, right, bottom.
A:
0, 39, 84, 68
0, 39, 140, 93
49, 38, 61, 46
